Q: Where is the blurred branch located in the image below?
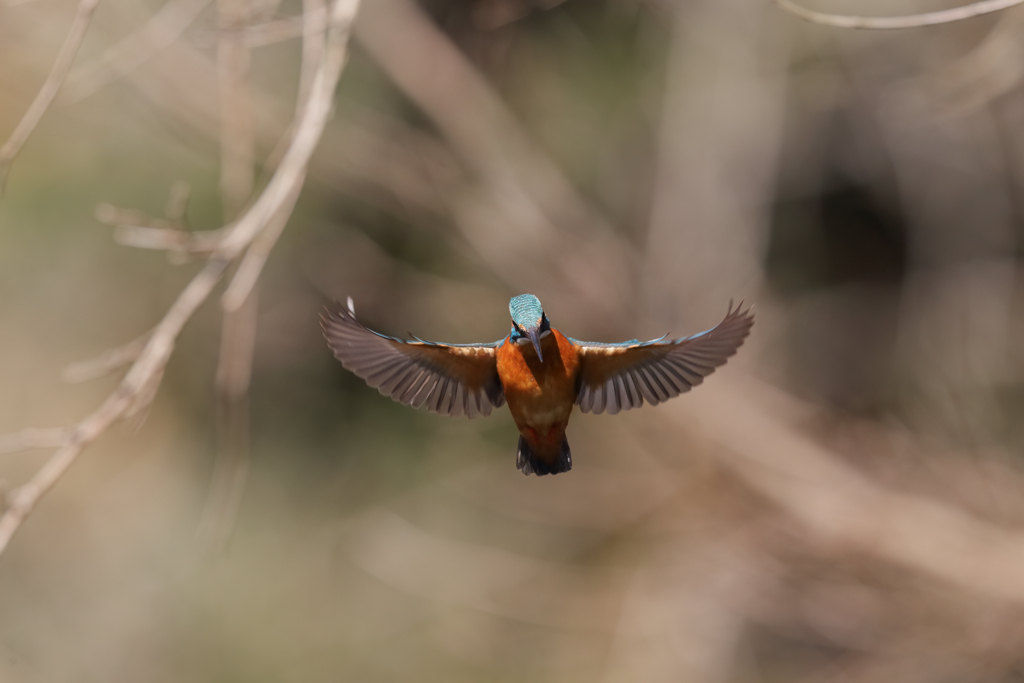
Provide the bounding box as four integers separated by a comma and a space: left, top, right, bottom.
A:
206, 5, 325, 555
96, 203, 185, 232
215, 0, 255, 221
96, 202, 224, 258
198, 290, 259, 555
61, 0, 212, 104
222, 169, 303, 311
76, 0, 456, 227
297, 0, 327, 120
776, 0, 1024, 29
641, 0, 781, 320
217, 0, 356, 256
196, 0, 258, 558
242, 16, 304, 46
61, 332, 150, 383
222, 0, 322, 312
0, 257, 227, 556
113, 225, 225, 255
913, 8, 1024, 115
355, 0, 635, 325
355, 0, 607, 233
0, 429, 67, 456
685, 376, 1024, 604
54, 0, 466, 249
338, 0, 1024, 615
0, 0, 362, 559
165, 179, 191, 221
0, 0, 100, 193
242, 6, 327, 47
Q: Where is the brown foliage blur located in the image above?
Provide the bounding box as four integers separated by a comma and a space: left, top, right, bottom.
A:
4, 0, 1024, 681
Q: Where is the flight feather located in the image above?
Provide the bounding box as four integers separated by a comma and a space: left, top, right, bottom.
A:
572, 303, 754, 415
321, 304, 506, 418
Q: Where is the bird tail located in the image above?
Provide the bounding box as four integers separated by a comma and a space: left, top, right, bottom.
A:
516, 435, 572, 476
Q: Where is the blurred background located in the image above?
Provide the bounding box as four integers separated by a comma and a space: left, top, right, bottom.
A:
4, 0, 1024, 680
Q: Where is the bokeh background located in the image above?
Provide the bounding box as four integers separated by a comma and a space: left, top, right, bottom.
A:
4, 0, 1024, 680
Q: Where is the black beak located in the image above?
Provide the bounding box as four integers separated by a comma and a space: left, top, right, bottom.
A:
527, 327, 544, 362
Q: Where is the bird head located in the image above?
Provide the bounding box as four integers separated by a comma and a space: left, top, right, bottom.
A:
509, 294, 550, 362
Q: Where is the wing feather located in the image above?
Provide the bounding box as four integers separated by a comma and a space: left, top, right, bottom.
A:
631, 372, 647, 405
579, 385, 593, 413
593, 383, 603, 414
322, 303, 504, 418
631, 370, 655, 406
641, 366, 668, 400
618, 370, 634, 409
640, 366, 668, 403
608, 377, 623, 415
451, 384, 465, 418
574, 303, 754, 414
465, 387, 480, 419
436, 376, 454, 414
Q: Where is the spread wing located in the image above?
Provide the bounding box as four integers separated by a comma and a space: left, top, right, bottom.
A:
322, 302, 506, 418
572, 303, 754, 415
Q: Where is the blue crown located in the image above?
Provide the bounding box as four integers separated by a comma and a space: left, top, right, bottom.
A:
509, 294, 544, 327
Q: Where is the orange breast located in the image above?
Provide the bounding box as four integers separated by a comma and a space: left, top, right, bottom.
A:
496, 329, 581, 437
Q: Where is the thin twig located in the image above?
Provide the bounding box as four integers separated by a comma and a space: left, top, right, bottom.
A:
202, 0, 330, 554
113, 226, 225, 255
221, 169, 304, 310
0, 257, 228, 554
66, 185, 194, 385
0, 429, 67, 456
257, 0, 326, 180
96, 203, 225, 256
96, 203, 185, 231
0, 0, 362, 558
0, 0, 100, 193
217, 0, 359, 256
775, 0, 1024, 29
62, 332, 151, 384
222, 0, 324, 311
296, 0, 328, 115
61, 0, 213, 104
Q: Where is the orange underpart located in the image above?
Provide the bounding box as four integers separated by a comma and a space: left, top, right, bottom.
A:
496, 329, 581, 458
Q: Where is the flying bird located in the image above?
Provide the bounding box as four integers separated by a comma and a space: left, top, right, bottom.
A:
322, 295, 753, 476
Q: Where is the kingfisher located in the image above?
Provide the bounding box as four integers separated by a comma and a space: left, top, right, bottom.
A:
322, 295, 753, 476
